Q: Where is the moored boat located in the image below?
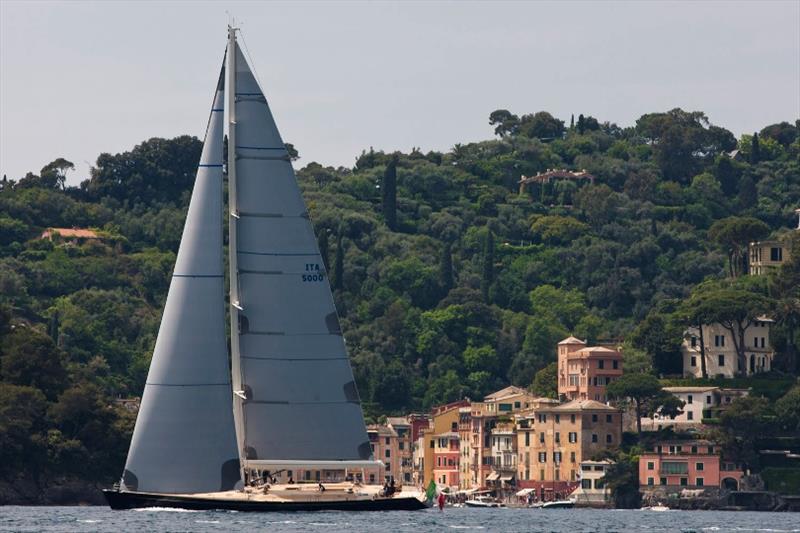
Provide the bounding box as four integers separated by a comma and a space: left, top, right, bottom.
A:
464, 495, 506, 508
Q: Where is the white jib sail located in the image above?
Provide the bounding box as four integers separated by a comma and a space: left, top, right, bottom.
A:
227, 33, 373, 468
121, 62, 240, 493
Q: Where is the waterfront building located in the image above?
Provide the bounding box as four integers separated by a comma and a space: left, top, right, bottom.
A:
640, 387, 750, 431
516, 399, 622, 500
385, 416, 414, 484
570, 460, 613, 507
557, 337, 623, 402
432, 431, 460, 489
485, 421, 517, 497
681, 319, 774, 378
458, 387, 552, 490
420, 400, 469, 486
367, 424, 401, 484
639, 440, 745, 495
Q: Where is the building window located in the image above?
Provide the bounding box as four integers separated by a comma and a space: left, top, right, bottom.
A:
540, 469, 545, 481
696, 477, 704, 487
569, 432, 577, 443
555, 414, 560, 423
715, 335, 725, 347
660, 477, 667, 486
706, 395, 712, 404
525, 432, 530, 446
691, 356, 697, 367
385, 449, 390, 458
606, 434, 612, 443
539, 432, 545, 443
691, 336, 697, 348
583, 479, 592, 489
430, 440, 435, 449
687, 395, 693, 404
708, 446, 714, 454
555, 469, 560, 481
691, 446, 698, 454
592, 434, 598, 443
613, 360, 619, 369
662, 462, 689, 475
514, 401, 521, 409
399, 442, 404, 450
696, 462, 704, 471
592, 414, 598, 422
770, 247, 783, 261
606, 414, 612, 423
687, 412, 694, 421
555, 432, 560, 444
680, 478, 688, 486
718, 354, 725, 367
538, 452, 546, 463
647, 461, 654, 470
571, 414, 576, 423
647, 477, 654, 486
598, 360, 605, 369
385, 437, 390, 445
570, 452, 576, 463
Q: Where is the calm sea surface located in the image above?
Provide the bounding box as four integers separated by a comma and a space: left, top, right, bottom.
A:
1, 506, 797, 533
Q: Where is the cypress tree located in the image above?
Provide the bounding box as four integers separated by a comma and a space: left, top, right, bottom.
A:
570, 114, 575, 130
48, 310, 59, 344
481, 230, 495, 302
318, 230, 329, 271
439, 241, 454, 295
751, 132, 761, 164
577, 114, 586, 135
382, 155, 398, 230
333, 231, 344, 291
737, 174, 757, 209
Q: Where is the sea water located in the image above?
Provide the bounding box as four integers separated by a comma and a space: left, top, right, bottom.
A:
0, 506, 797, 532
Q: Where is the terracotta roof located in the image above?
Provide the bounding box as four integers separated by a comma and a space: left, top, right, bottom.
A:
544, 399, 619, 412
386, 416, 409, 427
575, 346, 619, 355
558, 336, 586, 345
484, 385, 528, 401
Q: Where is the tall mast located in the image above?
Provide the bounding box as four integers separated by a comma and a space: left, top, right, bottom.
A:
226, 24, 246, 478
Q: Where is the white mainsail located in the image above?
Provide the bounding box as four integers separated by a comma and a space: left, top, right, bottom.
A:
121, 63, 240, 493
226, 31, 373, 468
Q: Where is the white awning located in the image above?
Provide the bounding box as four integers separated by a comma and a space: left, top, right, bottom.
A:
516, 488, 535, 497
499, 474, 514, 482
486, 472, 500, 481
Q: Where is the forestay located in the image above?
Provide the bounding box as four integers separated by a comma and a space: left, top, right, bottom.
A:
228, 40, 372, 465
121, 62, 240, 493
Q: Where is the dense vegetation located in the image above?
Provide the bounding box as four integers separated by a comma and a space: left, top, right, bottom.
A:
1, 109, 798, 495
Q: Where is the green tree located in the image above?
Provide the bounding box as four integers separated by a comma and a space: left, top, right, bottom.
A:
489, 109, 520, 137
529, 362, 558, 398
607, 373, 682, 434
382, 155, 398, 230
708, 217, 770, 278
439, 241, 454, 295
737, 175, 757, 209
0, 328, 66, 400
774, 385, 800, 433
481, 229, 495, 302
333, 231, 344, 291
700, 287, 772, 374
750, 132, 761, 164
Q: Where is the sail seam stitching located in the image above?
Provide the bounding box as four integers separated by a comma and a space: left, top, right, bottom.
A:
146, 382, 231, 387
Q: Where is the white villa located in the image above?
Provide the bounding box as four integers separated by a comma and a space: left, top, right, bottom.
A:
682, 318, 774, 378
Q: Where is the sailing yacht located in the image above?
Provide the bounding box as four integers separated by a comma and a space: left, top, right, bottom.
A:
103, 26, 426, 512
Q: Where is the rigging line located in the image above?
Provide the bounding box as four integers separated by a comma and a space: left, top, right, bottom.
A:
238, 29, 266, 94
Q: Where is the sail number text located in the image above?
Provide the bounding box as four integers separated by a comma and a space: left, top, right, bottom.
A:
302, 263, 325, 282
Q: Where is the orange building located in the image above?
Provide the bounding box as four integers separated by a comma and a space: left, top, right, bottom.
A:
557, 337, 623, 402
516, 399, 622, 501
367, 424, 401, 484
639, 440, 745, 492
420, 400, 469, 486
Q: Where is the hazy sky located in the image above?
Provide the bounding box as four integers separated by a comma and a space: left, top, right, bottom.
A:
1, 1, 798, 186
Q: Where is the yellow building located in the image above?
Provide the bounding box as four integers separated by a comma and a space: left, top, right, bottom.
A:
749, 239, 791, 276
420, 400, 469, 486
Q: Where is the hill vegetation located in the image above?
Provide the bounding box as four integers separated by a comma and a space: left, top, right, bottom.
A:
1, 109, 799, 498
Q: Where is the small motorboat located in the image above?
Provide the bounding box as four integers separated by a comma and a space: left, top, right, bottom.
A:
640, 504, 670, 511
541, 499, 575, 509
464, 495, 506, 508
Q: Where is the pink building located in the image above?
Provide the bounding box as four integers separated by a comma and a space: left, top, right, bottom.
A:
639, 440, 744, 491
557, 337, 623, 402
432, 432, 460, 488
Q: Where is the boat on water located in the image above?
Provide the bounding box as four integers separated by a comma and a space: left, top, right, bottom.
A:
464, 496, 506, 508
640, 505, 671, 511
103, 25, 426, 513
541, 499, 576, 509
